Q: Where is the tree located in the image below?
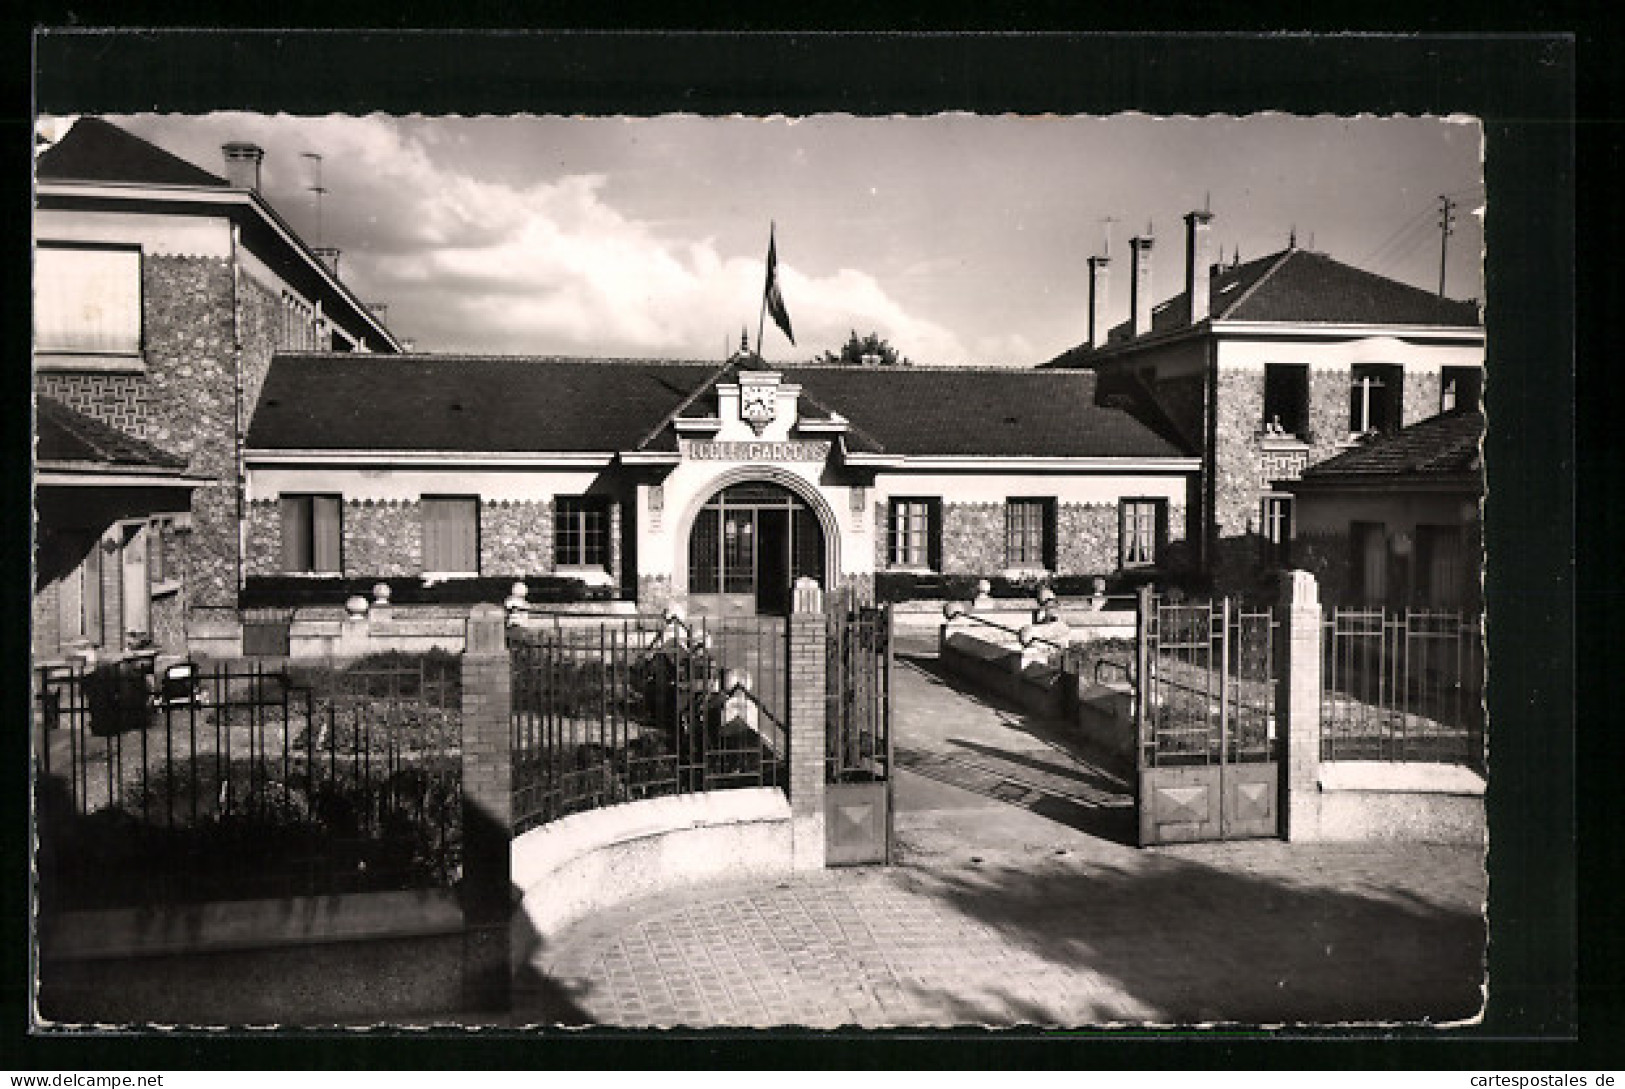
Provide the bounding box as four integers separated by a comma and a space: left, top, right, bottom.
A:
812, 330, 911, 367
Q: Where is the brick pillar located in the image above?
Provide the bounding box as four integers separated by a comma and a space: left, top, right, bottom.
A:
1277, 569, 1323, 841
788, 577, 827, 870
460, 602, 513, 1010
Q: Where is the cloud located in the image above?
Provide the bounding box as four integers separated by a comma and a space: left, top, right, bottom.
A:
160, 114, 975, 362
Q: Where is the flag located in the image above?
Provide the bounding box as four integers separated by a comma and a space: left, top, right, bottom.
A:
764, 226, 795, 345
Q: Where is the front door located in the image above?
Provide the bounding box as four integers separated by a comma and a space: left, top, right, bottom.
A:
687, 482, 824, 618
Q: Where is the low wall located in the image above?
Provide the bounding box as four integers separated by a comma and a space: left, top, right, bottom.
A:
1300, 761, 1487, 844
938, 629, 1135, 772
37, 890, 467, 1025
511, 788, 794, 953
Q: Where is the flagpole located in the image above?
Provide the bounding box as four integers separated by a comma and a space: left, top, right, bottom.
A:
755, 222, 773, 358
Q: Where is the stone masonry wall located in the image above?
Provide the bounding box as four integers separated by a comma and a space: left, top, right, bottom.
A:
1055, 503, 1119, 575
1212, 367, 1354, 591
480, 500, 553, 576
1404, 369, 1443, 428
345, 501, 422, 578
245, 500, 280, 578
940, 503, 1006, 574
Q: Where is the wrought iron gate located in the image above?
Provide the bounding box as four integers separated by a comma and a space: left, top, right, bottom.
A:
1135, 593, 1280, 845
824, 603, 894, 865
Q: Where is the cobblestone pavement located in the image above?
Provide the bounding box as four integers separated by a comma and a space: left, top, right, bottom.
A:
514, 644, 1488, 1029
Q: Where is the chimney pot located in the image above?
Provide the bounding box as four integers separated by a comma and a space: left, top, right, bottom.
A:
313, 246, 341, 278
1185, 209, 1215, 324
1087, 255, 1112, 349
1129, 234, 1155, 338
221, 142, 265, 191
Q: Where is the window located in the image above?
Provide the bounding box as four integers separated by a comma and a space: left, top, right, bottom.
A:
1350, 521, 1387, 605
888, 498, 940, 569
57, 531, 104, 645
280, 495, 342, 573
1262, 364, 1310, 438
554, 496, 610, 568
1350, 364, 1403, 435
1005, 498, 1055, 570
34, 243, 142, 355
1260, 495, 1293, 565
1441, 366, 1481, 413
1120, 498, 1166, 568
1416, 524, 1466, 607
422, 496, 478, 573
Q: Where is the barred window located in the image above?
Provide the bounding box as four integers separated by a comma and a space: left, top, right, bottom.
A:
1120, 498, 1165, 568
554, 496, 610, 568
888, 498, 938, 569
1005, 498, 1054, 569
1260, 495, 1293, 566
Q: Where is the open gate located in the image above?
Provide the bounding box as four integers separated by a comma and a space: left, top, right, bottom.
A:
824, 603, 894, 865
1135, 594, 1280, 845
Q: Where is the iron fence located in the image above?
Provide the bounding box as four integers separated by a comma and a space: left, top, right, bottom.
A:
34, 654, 462, 911
826, 604, 892, 785
510, 616, 788, 834
1139, 597, 1278, 767
1320, 608, 1484, 768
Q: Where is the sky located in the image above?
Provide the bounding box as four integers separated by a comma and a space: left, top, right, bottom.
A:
54, 112, 1484, 367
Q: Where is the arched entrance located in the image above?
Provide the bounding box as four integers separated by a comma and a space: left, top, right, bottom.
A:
686, 481, 826, 616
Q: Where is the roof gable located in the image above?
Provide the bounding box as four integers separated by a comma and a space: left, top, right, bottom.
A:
37, 117, 227, 188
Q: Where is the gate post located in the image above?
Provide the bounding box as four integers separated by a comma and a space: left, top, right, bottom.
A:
788, 577, 827, 870
1277, 570, 1324, 841
460, 602, 513, 1010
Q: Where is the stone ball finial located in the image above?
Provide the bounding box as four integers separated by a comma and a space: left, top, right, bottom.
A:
510, 581, 529, 601
372, 582, 392, 605
1036, 586, 1057, 607
345, 595, 370, 618
975, 578, 992, 597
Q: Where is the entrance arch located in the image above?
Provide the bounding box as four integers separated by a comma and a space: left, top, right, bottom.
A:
677, 471, 838, 617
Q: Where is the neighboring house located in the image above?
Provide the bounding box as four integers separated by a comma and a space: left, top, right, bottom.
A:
1280, 407, 1483, 610
1045, 209, 1485, 594
32, 117, 400, 663
242, 345, 1200, 617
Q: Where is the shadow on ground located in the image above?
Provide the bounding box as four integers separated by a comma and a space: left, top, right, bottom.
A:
887, 846, 1486, 1026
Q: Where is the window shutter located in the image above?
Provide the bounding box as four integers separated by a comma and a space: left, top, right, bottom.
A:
83, 538, 103, 642
424, 497, 477, 573
313, 496, 342, 573
927, 499, 943, 573
1155, 500, 1169, 564
1118, 502, 1130, 569
422, 499, 449, 571
1042, 499, 1058, 571
280, 496, 309, 572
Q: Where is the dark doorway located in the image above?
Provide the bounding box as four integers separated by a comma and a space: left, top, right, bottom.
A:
688, 481, 824, 617
756, 508, 791, 615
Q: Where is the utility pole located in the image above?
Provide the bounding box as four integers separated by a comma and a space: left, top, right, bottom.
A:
303, 152, 327, 246
1437, 194, 1456, 298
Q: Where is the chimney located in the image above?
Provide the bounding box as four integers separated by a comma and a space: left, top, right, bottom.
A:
367, 302, 389, 325
1184, 209, 1214, 323
221, 142, 264, 191
313, 247, 341, 278
1129, 232, 1155, 338
1087, 255, 1112, 348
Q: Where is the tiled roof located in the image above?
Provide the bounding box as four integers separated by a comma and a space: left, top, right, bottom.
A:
1050, 247, 1482, 367
1296, 408, 1483, 483
36, 395, 190, 470
246, 354, 1192, 460
36, 117, 228, 188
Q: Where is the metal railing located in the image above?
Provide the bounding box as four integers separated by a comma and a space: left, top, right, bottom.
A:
34, 655, 462, 910
509, 615, 789, 835
1321, 608, 1484, 769
1139, 598, 1278, 767
826, 605, 892, 785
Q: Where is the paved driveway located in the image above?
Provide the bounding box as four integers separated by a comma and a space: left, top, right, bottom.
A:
513, 641, 1487, 1029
